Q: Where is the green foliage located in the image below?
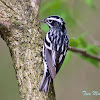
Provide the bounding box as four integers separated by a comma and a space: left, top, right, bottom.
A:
86, 44, 100, 54
80, 56, 99, 67
69, 33, 88, 48
83, 44, 100, 67
78, 37, 87, 48
80, 44, 99, 67
69, 38, 79, 47
40, 0, 100, 68
69, 34, 100, 67
83, 0, 96, 8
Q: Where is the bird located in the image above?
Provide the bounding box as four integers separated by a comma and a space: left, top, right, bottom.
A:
39, 15, 69, 93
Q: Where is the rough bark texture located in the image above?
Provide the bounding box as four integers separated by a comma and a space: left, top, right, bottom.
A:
0, 0, 56, 100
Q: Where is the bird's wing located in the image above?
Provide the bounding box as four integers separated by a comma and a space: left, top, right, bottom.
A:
44, 42, 65, 79
44, 46, 56, 79
44, 30, 68, 79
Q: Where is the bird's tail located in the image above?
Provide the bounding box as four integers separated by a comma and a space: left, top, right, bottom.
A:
39, 73, 51, 93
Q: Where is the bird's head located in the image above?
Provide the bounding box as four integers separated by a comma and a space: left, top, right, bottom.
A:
40, 15, 66, 29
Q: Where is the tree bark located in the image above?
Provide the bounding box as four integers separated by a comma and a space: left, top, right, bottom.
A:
0, 0, 56, 100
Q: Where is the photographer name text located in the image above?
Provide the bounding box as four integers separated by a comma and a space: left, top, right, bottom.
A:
82, 91, 100, 96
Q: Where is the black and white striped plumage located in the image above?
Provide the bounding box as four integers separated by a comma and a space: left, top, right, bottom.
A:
39, 15, 69, 93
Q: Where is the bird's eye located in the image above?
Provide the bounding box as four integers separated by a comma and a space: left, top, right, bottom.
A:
48, 20, 53, 23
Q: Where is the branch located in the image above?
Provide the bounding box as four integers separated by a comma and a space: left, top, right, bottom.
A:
68, 46, 100, 61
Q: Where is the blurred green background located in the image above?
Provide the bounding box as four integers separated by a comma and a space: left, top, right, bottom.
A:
0, 0, 100, 100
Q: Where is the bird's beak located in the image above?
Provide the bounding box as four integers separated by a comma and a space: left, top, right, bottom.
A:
39, 19, 45, 23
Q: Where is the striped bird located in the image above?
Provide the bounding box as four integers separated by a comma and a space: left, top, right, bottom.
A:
39, 15, 69, 93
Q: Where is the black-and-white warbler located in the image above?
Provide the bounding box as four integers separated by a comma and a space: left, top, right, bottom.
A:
39, 15, 69, 93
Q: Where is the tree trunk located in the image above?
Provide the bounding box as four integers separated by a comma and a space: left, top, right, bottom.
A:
0, 0, 56, 100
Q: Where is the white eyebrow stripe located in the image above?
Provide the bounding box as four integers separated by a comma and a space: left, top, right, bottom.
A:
47, 18, 62, 23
